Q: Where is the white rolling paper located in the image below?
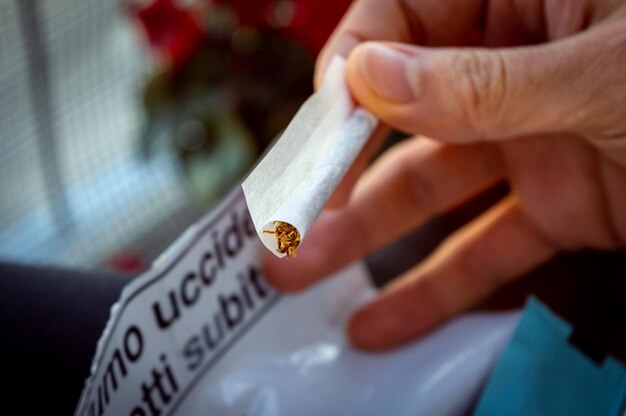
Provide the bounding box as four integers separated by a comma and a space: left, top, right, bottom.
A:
242, 56, 378, 257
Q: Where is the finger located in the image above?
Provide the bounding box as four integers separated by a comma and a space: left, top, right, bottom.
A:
345, 22, 626, 142
314, 0, 485, 89
326, 124, 389, 209
264, 138, 503, 292
348, 196, 557, 351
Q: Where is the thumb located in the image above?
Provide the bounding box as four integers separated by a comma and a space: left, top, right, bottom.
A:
346, 25, 626, 143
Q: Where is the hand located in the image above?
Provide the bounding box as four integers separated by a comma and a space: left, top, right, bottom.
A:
265, 0, 626, 351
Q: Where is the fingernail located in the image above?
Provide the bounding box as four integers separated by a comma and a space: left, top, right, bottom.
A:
358, 43, 421, 103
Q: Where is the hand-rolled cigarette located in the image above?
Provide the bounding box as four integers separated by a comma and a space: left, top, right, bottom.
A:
242, 56, 378, 258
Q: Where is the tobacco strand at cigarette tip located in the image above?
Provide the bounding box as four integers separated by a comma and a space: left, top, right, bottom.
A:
263, 221, 301, 258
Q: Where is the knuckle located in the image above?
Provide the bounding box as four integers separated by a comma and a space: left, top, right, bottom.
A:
390, 144, 439, 215
450, 50, 508, 137
452, 236, 504, 291
407, 167, 438, 214
413, 272, 451, 323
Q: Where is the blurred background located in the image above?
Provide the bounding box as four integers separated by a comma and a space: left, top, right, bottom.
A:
3, 3, 625, 415
0, 0, 351, 274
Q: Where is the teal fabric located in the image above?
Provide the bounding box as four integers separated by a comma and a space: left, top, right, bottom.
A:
475, 297, 626, 416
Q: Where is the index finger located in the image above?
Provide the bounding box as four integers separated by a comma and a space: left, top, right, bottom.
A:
314, 0, 484, 88
264, 138, 503, 292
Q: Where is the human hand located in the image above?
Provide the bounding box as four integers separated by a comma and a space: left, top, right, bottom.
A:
265, 0, 626, 351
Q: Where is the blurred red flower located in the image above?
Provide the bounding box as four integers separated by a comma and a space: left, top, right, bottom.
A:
214, 0, 352, 54
128, 0, 207, 67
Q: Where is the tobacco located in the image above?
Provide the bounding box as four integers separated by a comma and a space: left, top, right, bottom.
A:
263, 221, 300, 258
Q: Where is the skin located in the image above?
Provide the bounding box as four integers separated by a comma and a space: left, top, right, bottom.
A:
265, 0, 626, 351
